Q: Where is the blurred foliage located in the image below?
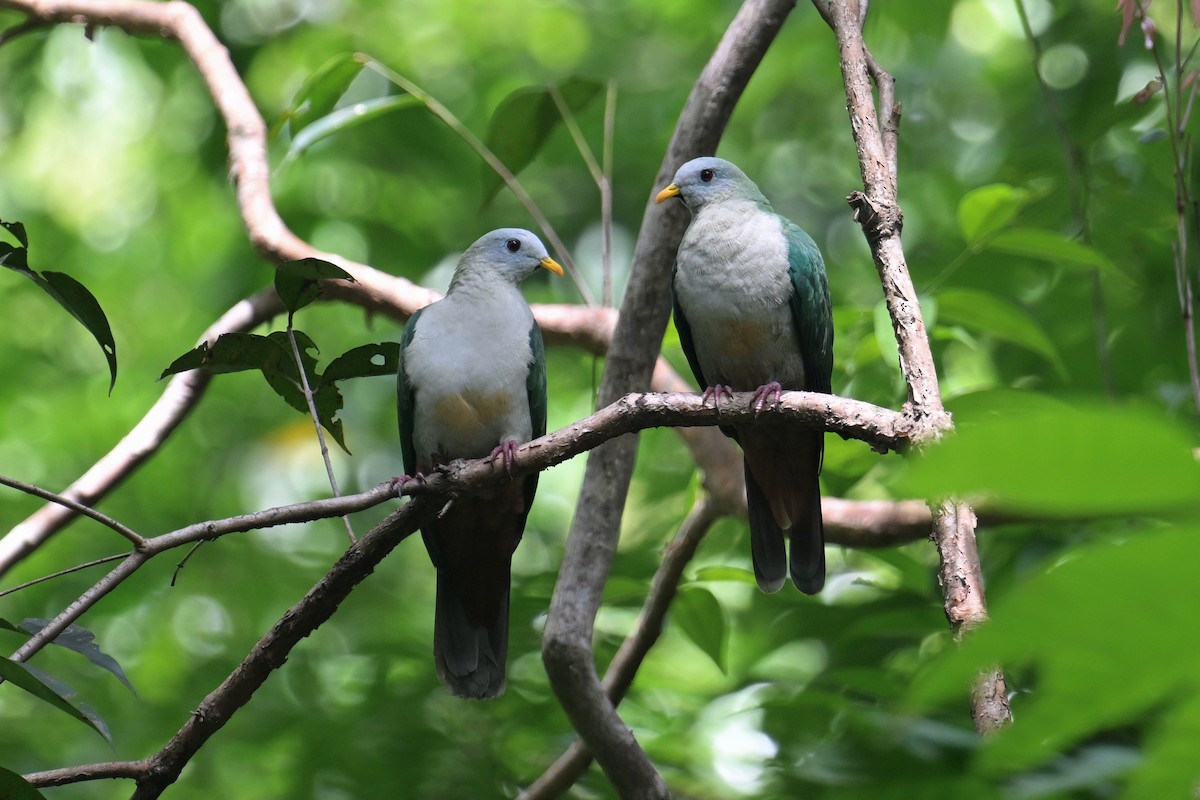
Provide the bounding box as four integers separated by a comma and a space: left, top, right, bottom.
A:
0, 0, 1198, 798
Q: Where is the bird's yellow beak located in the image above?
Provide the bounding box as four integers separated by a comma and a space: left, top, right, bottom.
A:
655, 184, 681, 204
540, 256, 564, 276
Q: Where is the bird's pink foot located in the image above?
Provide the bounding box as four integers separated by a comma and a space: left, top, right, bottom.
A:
490, 439, 520, 476
751, 381, 783, 415
391, 473, 425, 496
701, 384, 735, 409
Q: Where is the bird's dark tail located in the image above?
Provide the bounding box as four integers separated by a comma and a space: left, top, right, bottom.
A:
740, 427, 826, 594
433, 573, 509, 699
788, 483, 825, 595
744, 461, 788, 593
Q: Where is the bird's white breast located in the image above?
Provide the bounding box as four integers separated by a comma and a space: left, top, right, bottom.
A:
404, 283, 535, 463
674, 203, 806, 388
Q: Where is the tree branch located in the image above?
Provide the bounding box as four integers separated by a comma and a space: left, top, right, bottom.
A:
542, 1, 799, 792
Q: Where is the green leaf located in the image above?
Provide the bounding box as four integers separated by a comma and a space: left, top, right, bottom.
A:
281, 95, 421, 167
671, 585, 727, 673
985, 228, 1132, 284
319, 342, 400, 385
160, 333, 297, 381
0, 767, 47, 799
17, 619, 136, 696
2, 224, 118, 393
0, 657, 111, 742
40, 272, 118, 393
263, 331, 351, 453
936, 288, 1065, 378
279, 52, 366, 139
1, 219, 29, 248
895, 395, 1200, 516
691, 565, 758, 585
481, 77, 603, 204
274, 258, 355, 315
908, 526, 1200, 777
957, 183, 1030, 244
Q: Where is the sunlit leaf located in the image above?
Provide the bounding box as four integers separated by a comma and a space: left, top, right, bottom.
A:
691, 565, 758, 585
956, 184, 1029, 244
274, 257, 355, 315
908, 526, 1200, 780
895, 396, 1200, 516
481, 77, 603, 203
0, 767, 46, 799
17, 619, 136, 696
320, 342, 400, 385
281, 95, 421, 166
936, 288, 1065, 378
0, 657, 111, 742
279, 52, 366, 138
985, 228, 1131, 285
671, 585, 727, 673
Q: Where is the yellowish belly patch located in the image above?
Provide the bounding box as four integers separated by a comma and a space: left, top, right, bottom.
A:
433, 390, 514, 428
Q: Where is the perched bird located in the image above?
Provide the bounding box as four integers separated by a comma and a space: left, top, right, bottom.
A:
656, 157, 833, 594
396, 228, 562, 698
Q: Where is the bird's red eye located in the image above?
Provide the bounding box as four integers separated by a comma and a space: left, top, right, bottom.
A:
506, 238, 521, 253
700, 168, 714, 182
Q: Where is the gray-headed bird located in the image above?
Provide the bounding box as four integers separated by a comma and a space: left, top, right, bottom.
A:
657, 157, 833, 594
397, 228, 562, 698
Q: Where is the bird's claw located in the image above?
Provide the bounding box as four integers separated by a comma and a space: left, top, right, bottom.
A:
490, 439, 520, 477
701, 384, 735, 409
391, 473, 426, 496
751, 381, 783, 415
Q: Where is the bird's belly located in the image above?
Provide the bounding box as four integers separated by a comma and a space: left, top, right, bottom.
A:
692, 313, 805, 389
426, 389, 521, 459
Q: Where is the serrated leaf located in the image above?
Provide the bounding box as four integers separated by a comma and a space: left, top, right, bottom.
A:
481, 77, 603, 204
281, 95, 420, 167
691, 566, 758, 585
0, 767, 47, 799
957, 183, 1030, 244
282, 53, 367, 139
319, 342, 400, 385
671, 585, 727, 673
0, 657, 111, 743
17, 619, 136, 696
895, 397, 1200, 516
985, 228, 1131, 285
274, 257, 355, 315
160, 333, 297, 380
936, 288, 1065, 378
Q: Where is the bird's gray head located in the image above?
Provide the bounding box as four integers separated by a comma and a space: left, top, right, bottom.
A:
655, 156, 769, 213
450, 228, 564, 289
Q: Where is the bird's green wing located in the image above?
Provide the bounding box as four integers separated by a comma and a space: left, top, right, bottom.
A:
396, 307, 425, 477
526, 320, 548, 440
671, 261, 708, 391
785, 221, 834, 395
521, 320, 548, 524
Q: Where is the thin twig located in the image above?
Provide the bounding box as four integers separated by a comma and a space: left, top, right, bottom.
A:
0, 473, 145, 548
285, 320, 356, 544
0, 553, 128, 599
359, 56, 595, 307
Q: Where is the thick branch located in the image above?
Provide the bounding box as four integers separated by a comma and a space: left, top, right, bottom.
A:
542, 1, 798, 796
814, 0, 947, 427
124, 499, 432, 798
932, 500, 1012, 732
524, 496, 720, 798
